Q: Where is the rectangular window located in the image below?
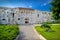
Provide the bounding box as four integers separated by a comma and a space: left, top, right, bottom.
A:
37, 14, 39, 17
18, 18, 20, 20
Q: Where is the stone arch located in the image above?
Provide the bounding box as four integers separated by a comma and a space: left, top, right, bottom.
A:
25, 18, 29, 24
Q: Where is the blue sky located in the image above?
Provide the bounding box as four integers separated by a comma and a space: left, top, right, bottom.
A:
0, 0, 52, 11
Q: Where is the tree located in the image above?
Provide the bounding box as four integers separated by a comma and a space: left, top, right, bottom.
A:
51, 0, 60, 20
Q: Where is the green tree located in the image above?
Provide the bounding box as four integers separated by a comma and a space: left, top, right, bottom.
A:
51, 0, 60, 20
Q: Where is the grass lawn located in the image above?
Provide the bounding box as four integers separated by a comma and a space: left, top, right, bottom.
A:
0, 24, 19, 40
35, 25, 60, 40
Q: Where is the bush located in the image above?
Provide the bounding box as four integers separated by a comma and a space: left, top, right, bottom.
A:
51, 20, 60, 24
41, 23, 52, 32
43, 20, 60, 24
41, 23, 51, 28
43, 22, 52, 24
0, 24, 19, 40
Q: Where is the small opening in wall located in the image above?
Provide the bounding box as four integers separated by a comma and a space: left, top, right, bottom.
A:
18, 18, 20, 20
7, 12, 9, 13
12, 13, 14, 17
2, 19, 5, 20
37, 14, 39, 17
25, 21, 29, 24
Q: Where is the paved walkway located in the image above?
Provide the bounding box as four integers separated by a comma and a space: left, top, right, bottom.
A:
17, 24, 60, 40
18, 24, 40, 40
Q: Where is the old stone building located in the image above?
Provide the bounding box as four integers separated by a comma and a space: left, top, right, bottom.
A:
0, 8, 51, 24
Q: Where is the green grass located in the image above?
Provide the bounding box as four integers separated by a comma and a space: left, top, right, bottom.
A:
35, 25, 60, 40
0, 24, 19, 40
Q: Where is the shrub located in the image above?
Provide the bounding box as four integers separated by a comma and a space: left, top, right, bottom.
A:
51, 20, 60, 24
0, 24, 19, 40
41, 23, 51, 28
43, 22, 52, 24
41, 23, 52, 32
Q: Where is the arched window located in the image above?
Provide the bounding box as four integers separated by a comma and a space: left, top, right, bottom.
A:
25, 18, 29, 20
37, 14, 39, 17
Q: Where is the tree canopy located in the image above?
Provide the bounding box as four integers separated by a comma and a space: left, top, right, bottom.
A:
51, 0, 60, 20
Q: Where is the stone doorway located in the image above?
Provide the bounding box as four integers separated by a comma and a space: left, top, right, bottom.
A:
25, 18, 29, 24
25, 21, 29, 24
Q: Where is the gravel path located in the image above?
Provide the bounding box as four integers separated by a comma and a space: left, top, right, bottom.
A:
17, 24, 60, 40
18, 24, 40, 40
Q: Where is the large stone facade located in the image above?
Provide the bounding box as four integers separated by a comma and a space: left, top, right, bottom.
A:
0, 8, 51, 24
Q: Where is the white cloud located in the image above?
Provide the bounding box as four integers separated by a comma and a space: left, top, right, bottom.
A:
43, 3, 47, 6
41, 3, 47, 6
41, 2, 49, 6
41, 0, 51, 6
4, 5, 15, 8
29, 5, 32, 8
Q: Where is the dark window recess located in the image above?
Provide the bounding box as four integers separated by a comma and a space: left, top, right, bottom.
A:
12, 13, 14, 17
25, 21, 29, 23
7, 15, 8, 17
7, 12, 9, 13
2, 19, 5, 20
18, 18, 20, 20
37, 14, 39, 17
11, 13, 14, 17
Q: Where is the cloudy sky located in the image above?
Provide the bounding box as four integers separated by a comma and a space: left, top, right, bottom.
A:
0, 0, 52, 11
